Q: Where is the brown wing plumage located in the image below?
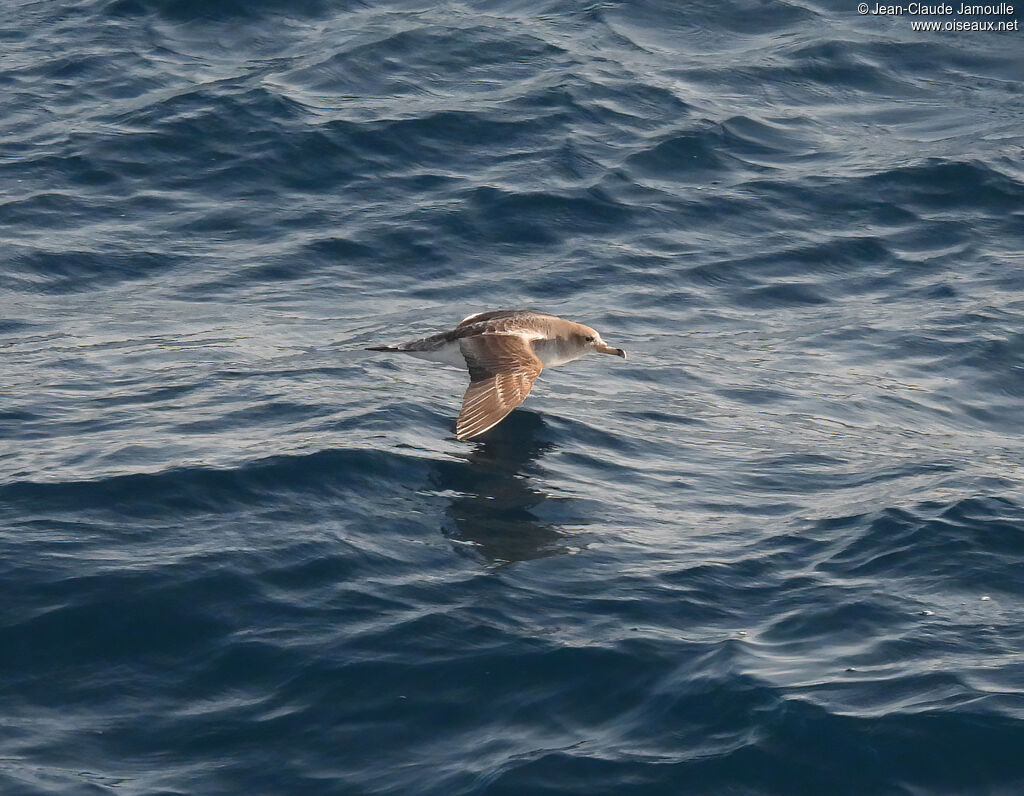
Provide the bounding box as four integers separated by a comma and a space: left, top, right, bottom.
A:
455, 334, 543, 440
455, 309, 550, 328
453, 310, 563, 338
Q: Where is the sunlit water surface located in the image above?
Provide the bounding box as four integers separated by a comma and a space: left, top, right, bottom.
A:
2, 1, 1024, 793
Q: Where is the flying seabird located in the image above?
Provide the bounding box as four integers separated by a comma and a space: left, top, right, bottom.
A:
366, 309, 626, 440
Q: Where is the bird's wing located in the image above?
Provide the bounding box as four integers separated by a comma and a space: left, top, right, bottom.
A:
455, 309, 560, 330
456, 309, 529, 328
456, 334, 543, 440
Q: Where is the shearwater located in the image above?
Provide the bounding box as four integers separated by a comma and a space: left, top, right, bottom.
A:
367, 310, 626, 440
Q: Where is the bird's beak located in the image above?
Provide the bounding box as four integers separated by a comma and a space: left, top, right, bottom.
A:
595, 343, 626, 359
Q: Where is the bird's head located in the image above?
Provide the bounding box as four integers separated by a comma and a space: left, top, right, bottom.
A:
576, 324, 626, 358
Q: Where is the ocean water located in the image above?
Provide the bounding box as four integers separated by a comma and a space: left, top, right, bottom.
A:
3, 0, 1024, 793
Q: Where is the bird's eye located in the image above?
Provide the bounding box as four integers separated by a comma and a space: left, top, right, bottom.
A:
585, 336, 595, 342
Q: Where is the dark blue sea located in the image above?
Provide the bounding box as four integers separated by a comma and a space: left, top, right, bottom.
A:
3, 1, 1024, 793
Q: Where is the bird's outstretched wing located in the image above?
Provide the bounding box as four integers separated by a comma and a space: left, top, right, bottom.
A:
456, 334, 543, 440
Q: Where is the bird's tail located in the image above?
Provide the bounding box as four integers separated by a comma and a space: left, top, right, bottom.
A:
366, 345, 399, 352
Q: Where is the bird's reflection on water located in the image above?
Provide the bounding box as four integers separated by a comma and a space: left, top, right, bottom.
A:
429, 411, 570, 564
